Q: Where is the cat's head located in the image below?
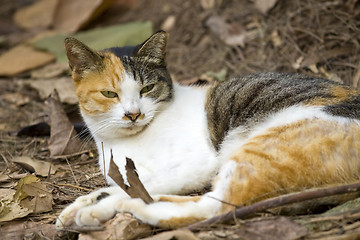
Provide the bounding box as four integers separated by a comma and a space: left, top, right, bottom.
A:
64, 31, 173, 138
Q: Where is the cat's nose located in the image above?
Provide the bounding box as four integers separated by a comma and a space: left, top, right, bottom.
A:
124, 112, 141, 122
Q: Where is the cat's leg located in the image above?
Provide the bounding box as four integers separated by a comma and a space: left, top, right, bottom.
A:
102, 120, 360, 228
56, 186, 125, 229
105, 160, 238, 228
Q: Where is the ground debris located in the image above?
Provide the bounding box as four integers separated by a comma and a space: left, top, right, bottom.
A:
0, 1, 360, 239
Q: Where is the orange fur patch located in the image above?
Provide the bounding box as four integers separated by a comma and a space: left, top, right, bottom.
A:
73, 52, 125, 115
158, 195, 201, 203
220, 119, 360, 214
158, 216, 205, 229
307, 85, 359, 106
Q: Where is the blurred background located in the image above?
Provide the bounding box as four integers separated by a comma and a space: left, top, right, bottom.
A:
0, 1, 360, 239
1, 0, 359, 82
1, 0, 359, 131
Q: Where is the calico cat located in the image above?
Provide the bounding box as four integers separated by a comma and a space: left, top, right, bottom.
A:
56, 31, 360, 229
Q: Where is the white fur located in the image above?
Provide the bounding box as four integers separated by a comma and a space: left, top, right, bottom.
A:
218, 105, 360, 164
84, 73, 219, 194
57, 77, 360, 228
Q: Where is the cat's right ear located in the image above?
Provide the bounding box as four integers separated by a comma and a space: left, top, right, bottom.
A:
64, 37, 103, 80
135, 31, 169, 67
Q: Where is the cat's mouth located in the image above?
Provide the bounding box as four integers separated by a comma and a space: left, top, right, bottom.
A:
122, 122, 147, 135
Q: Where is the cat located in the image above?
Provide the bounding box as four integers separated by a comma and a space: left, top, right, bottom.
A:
56, 31, 360, 229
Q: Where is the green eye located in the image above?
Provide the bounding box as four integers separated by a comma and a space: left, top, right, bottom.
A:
140, 84, 155, 95
101, 91, 118, 98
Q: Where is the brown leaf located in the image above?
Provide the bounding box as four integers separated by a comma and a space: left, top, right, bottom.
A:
20, 182, 53, 214
0, 175, 53, 222
12, 156, 57, 177
161, 15, 176, 32
271, 30, 282, 47
79, 213, 151, 240
0, 173, 28, 184
53, 0, 115, 33
234, 216, 307, 240
0, 189, 31, 222
13, 0, 58, 30
0, 221, 56, 240
0, 45, 55, 76
22, 77, 78, 104
46, 89, 82, 157
0, 92, 30, 106
206, 15, 247, 47
31, 62, 69, 79
254, 0, 278, 14
108, 152, 153, 204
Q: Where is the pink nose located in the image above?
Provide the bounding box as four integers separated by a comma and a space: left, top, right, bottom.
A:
124, 112, 141, 122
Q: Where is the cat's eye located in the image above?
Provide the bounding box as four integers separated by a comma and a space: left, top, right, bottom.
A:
140, 84, 155, 95
101, 91, 118, 98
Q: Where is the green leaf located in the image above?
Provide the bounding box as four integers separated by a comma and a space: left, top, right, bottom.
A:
33, 21, 153, 62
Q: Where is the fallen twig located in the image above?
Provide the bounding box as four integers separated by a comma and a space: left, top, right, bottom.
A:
187, 182, 360, 231
108, 150, 153, 204
49, 183, 92, 192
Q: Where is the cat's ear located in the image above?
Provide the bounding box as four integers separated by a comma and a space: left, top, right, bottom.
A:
64, 37, 103, 80
135, 31, 168, 67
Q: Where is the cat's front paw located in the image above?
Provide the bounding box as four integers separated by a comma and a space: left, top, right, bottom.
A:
56, 194, 102, 229
75, 204, 116, 226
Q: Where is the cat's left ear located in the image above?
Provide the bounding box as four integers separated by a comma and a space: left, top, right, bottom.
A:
135, 31, 169, 67
64, 37, 104, 80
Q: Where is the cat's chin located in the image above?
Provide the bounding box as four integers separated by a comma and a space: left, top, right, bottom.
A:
120, 125, 146, 136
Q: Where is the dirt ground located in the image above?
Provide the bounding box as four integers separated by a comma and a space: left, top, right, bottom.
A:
1, 0, 360, 239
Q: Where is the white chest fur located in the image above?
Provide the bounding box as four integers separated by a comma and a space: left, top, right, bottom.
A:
87, 84, 219, 195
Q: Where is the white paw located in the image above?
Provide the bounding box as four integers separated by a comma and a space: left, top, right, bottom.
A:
56, 194, 103, 229
75, 204, 116, 226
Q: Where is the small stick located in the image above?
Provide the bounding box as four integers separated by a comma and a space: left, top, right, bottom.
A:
49, 183, 92, 192
49, 150, 90, 159
108, 150, 153, 204
101, 142, 106, 178
65, 157, 79, 186
187, 182, 360, 231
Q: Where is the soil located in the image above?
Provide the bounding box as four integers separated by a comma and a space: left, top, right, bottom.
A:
0, 0, 360, 239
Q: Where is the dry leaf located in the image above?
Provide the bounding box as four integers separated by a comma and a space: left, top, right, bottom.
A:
141, 230, 200, 240
31, 62, 69, 79
0, 92, 30, 106
206, 15, 247, 47
0, 189, 32, 222
271, 30, 282, 47
0, 45, 55, 76
20, 182, 53, 214
254, 0, 278, 14
53, 0, 115, 33
12, 156, 57, 177
0, 173, 28, 184
161, 15, 176, 32
200, 0, 215, 9
234, 216, 307, 240
46, 89, 82, 157
21, 77, 78, 104
319, 67, 343, 83
0, 175, 52, 222
292, 56, 304, 70
308, 64, 319, 74
79, 213, 152, 240
108, 153, 153, 204
13, 0, 58, 30
0, 221, 56, 240
13, 175, 40, 202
